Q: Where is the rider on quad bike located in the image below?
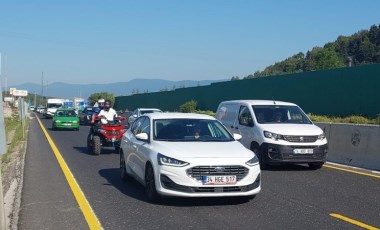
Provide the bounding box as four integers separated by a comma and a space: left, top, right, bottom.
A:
87, 99, 126, 155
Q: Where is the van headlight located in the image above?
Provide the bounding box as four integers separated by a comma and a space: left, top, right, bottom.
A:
264, 131, 283, 140
246, 155, 259, 166
318, 133, 326, 140
157, 153, 189, 167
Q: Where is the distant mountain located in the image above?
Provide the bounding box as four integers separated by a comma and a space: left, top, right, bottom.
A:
10, 78, 224, 99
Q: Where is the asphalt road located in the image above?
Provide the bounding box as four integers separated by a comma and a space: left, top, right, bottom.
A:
18, 113, 380, 229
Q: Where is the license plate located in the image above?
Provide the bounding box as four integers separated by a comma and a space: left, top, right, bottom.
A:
293, 149, 313, 154
63, 123, 71, 126
202, 175, 236, 185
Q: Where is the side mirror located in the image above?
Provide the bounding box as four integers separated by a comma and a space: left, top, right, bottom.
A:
233, 133, 242, 141
135, 133, 149, 141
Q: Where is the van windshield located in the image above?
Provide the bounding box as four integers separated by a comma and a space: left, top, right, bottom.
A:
252, 105, 312, 124
47, 103, 63, 108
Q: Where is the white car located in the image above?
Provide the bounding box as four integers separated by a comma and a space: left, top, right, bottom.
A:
127, 108, 162, 126
216, 100, 328, 169
120, 112, 261, 202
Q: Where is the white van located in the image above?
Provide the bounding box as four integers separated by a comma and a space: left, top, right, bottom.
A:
216, 100, 328, 169
45, 98, 64, 118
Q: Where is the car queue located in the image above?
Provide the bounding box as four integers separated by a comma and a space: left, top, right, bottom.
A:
34, 99, 327, 203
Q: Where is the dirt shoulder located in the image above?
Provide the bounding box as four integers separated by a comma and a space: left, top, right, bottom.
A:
1, 106, 28, 230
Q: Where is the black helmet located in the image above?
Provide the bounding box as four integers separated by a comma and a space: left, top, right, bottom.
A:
104, 100, 111, 110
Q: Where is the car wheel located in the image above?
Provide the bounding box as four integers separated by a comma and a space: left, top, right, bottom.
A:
145, 164, 160, 203
251, 144, 268, 170
308, 163, 324, 170
93, 135, 101, 155
120, 152, 129, 181
52, 123, 56, 131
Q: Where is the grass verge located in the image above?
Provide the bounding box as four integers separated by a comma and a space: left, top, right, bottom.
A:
2, 113, 29, 168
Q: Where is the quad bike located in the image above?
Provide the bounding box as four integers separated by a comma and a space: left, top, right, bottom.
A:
87, 115, 127, 155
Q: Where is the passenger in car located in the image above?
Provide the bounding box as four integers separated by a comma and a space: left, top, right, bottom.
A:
273, 111, 282, 122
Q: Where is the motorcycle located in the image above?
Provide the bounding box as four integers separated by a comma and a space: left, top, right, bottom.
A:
87, 115, 127, 155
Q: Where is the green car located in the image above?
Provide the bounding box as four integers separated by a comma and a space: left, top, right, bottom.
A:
52, 109, 80, 131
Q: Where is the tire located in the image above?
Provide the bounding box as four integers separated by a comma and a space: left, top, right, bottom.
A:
87, 134, 93, 154
115, 146, 120, 153
308, 162, 324, 170
145, 164, 160, 203
120, 153, 129, 181
251, 144, 268, 170
52, 123, 56, 131
93, 135, 102, 155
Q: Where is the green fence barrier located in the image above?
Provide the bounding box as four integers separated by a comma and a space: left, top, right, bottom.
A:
115, 64, 380, 118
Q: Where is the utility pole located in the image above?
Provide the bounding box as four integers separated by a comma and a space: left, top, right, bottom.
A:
41, 72, 44, 106
0, 52, 8, 230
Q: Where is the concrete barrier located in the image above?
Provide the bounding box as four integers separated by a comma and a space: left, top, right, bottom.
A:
316, 122, 380, 171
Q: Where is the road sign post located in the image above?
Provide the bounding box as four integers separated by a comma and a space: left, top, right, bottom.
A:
0, 52, 8, 230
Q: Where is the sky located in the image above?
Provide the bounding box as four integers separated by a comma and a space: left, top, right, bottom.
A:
0, 0, 379, 86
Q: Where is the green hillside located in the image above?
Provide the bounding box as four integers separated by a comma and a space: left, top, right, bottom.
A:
238, 24, 380, 79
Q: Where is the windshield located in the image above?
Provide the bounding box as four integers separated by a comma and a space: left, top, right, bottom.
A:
47, 103, 63, 108
141, 110, 162, 115
252, 105, 312, 124
154, 119, 233, 142
56, 110, 76, 117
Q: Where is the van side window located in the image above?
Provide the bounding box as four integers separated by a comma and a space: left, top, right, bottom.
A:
238, 106, 253, 127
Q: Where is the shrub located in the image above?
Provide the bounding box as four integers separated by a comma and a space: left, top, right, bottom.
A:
179, 100, 197, 113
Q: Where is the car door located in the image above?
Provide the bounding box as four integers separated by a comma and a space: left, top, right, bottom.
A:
130, 116, 150, 182
236, 105, 254, 149
134, 117, 152, 182
125, 117, 146, 183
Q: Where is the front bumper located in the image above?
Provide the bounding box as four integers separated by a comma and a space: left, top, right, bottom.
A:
54, 122, 79, 129
260, 142, 328, 164
154, 159, 261, 197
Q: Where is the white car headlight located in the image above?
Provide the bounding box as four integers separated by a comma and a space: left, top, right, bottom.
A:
55, 120, 61, 123
72, 121, 78, 123
264, 131, 283, 140
157, 153, 189, 167
246, 155, 259, 166
318, 133, 326, 140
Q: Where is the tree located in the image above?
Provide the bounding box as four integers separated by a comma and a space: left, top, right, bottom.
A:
179, 100, 197, 113
88, 92, 115, 106
252, 24, 380, 75
231, 76, 240, 81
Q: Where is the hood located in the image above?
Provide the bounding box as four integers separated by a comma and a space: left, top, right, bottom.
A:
151, 141, 253, 159
259, 123, 323, 135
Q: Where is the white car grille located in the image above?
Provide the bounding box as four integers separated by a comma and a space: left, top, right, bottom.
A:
186, 165, 248, 182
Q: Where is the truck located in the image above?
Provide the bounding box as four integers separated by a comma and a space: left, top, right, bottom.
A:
45, 98, 64, 118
